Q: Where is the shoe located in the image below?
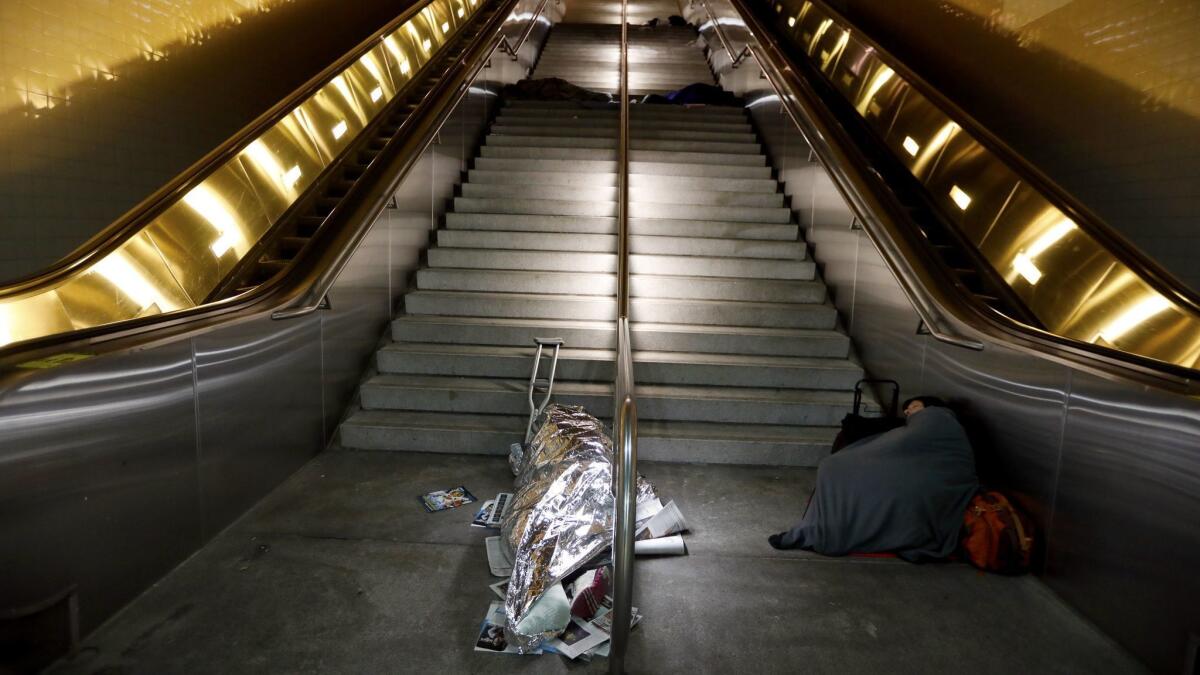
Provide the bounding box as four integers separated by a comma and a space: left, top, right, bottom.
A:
768, 533, 785, 549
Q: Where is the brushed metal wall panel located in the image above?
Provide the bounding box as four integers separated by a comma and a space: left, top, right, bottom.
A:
0, 344, 199, 635
193, 317, 323, 536
321, 220, 391, 440
921, 339, 1068, 534
1048, 372, 1200, 673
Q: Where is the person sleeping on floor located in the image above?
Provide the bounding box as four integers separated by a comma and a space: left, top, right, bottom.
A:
768, 396, 979, 562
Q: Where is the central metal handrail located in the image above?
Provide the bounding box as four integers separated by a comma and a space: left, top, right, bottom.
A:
609, 0, 637, 670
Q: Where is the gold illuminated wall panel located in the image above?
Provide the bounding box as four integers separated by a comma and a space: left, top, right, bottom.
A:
770, 0, 1200, 371
0, 0, 483, 349
0, 1, 294, 113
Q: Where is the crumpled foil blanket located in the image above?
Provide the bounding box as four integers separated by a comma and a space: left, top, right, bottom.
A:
501, 404, 657, 652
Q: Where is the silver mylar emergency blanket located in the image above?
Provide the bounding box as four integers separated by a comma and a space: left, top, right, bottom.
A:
501, 404, 656, 652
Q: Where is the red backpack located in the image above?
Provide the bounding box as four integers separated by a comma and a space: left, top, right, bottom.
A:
960, 490, 1035, 574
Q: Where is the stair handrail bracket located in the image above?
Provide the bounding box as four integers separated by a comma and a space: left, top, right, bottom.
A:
609, 0, 637, 671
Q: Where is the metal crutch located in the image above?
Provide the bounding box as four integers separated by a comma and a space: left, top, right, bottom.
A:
525, 337, 565, 445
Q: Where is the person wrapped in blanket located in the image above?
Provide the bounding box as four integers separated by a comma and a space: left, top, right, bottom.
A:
768, 396, 979, 562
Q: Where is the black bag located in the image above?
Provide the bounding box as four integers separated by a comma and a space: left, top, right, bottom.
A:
831, 379, 904, 452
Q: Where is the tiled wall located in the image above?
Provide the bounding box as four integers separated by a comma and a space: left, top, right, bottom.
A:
0, 0, 419, 283
841, 0, 1200, 294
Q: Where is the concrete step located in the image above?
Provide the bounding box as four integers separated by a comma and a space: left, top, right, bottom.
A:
491, 124, 756, 143
479, 146, 768, 166
628, 160, 770, 179
417, 268, 616, 296
466, 169, 617, 187
427, 247, 616, 272
629, 235, 805, 259
415, 268, 822, 302
533, 67, 714, 82
473, 158, 617, 174
633, 274, 819, 304
435, 229, 617, 253
445, 212, 617, 234
629, 217, 798, 240
453, 196, 615, 217
445, 212, 798, 240
629, 253, 814, 279
434, 229, 793, 258
375, 343, 861, 389
503, 101, 745, 117
638, 419, 837, 466
474, 159, 768, 180
629, 173, 778, 194
629, 201, 790, 224
479, 145, 617, 161
629, 297, 836, 328
359, 374, 853, 426
492, 115, 752, 133
392, 315, 849, 357
461, 182, 784, 207
341, 410, 838, 466
532, 65, 714, 79
426, 248, 814, 279
338, 410, 523, 454
486, 135, 761, 155
403, 291, 834, 328
405, 290, 616, 321
393, 315, 618, 350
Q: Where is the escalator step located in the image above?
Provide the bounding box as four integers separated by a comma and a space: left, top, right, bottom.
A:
296, 216, 325, 236
279, 236, 309, 255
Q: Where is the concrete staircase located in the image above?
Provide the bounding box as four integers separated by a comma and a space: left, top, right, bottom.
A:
532, 24, 713, 96
339, 21, 866, 466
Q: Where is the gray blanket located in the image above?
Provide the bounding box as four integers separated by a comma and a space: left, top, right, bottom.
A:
778, 406, 978, 561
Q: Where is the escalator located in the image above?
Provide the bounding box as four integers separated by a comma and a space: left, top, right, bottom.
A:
1, 0, 1197, 672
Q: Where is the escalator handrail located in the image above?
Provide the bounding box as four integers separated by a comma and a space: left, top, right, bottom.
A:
699, 0, 981, 352
715, 0, 1198, 390
0, 0, 525, 363
824, 0, 1200, 317
0, 0, 441, 298
758, 0, 1200, 319
274, 0, 557, 320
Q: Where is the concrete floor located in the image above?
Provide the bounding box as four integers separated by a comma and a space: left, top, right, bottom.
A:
49, 449, 1147, 674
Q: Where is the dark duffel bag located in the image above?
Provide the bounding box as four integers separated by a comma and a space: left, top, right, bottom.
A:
831, 379, 904, 452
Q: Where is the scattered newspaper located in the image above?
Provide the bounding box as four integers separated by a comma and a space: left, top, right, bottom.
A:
419, 485, 476, 512
474, 601, 542, 654
634, 533, 686, 556
636, 500, 688, 540
471, 500, 496, 527
545, 606, 642, 660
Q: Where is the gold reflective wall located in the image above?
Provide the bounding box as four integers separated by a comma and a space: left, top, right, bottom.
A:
818, 0, 1200, 296
0, 1, 291, 114
0, 0, 436, 284
0, 0, 483, 349
770, 0, 1200, 371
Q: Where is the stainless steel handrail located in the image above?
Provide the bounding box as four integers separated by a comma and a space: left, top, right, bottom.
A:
498, 0, 555, 60
609, 0, 637, 670
698, 0, 751, 68
276, 0, 558, 319
696, 0, 982, 351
